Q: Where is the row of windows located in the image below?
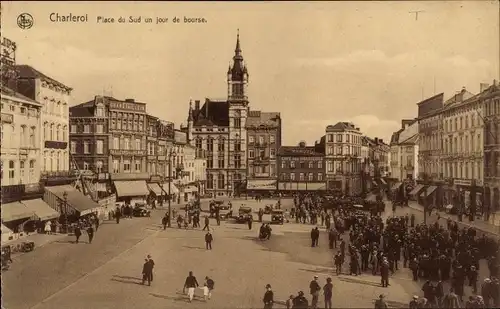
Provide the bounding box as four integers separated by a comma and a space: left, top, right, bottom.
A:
110, 119, 144, 132
206, 173, 244, 189
248, 135, 276, 144
70, 124, 105, 134
43, 151, 68, 172
485, 99, 500, 117
443, 133, 482, 154
41, 97, 68, 117
326, 133, 361, 144
249, 149, 275, 159
71, 140, 105, 154
281, 160, 323, 169
110, 112, 144, 121
280, 172, 324, 181
1, 102, 39, 117
206, 155, 242, 169
444, 113, 480, 133
327, 145, 361, 156
442, 161, 482, 180
1, 124, 37, 148
195, 139, 244, 152
0, 160, 36, 185
326, 161, 362, 173
44, 123, 68, 142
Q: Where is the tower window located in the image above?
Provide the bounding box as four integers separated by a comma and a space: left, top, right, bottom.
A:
234, 118, 241, 128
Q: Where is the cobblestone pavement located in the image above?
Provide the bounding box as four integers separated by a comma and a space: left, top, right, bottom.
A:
2, 198, 412, 309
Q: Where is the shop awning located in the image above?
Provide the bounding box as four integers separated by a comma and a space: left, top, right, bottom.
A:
420, 185, 437, 197
1, 202, 35, 222
147, 183, 163, 195
23, 199, 59, 221
247, 180, 277, 190
409, 184, 425, 196
181, 185, 197, 193
45, 186, 101, 216
391, 182, 403, 191
161, 182, 179, 195
365, 194, 377, 202
114, 180, 149, 198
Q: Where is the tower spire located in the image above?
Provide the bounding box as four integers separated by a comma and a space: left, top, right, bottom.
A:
187, 99, 194, 122
234, 29, 242, 60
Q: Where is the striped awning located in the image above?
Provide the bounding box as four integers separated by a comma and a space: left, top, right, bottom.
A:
161, 182, 179, 195
420, 185, 437, 197
409, 184, 425, 196
147, 183, 163, 195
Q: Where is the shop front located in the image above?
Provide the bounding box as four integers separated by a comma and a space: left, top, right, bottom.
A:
1, 202, 36, 239
113, 180, 149, 206
248, 179, 277, 193
453, 179, 483, 216
409, 184, 425, 201
278, 182, 326, 191
161, 181, 179, 202
183, 184, 198, 202
44, 185, 103, 222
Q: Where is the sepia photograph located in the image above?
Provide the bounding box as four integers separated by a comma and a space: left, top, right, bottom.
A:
0, 1, 499, 309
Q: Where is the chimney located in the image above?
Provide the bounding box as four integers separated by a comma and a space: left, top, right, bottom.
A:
205, 98, 209, 118
125, 98, 135, 103
375, 137, 379, 144
195, 100, 200, 111
480, 83, 490, 92
493, 79, 498, 87
380, 139, 384, 144
461, 86, 466, 93
355, 127, 360, 131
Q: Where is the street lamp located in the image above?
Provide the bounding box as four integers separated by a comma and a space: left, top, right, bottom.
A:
62, 191, 68, 233
167, 150, 176, 227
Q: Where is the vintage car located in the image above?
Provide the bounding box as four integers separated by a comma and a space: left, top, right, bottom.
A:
236, 206, 253, 223
271, 209, 284, 224
218, 205, 233, 220
264, 204, 274, 214
133, 205, 151, 217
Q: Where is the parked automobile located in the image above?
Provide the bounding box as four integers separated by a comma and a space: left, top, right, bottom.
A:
236, 206, 253, 223
271, 209, 284, 224
133, 205, 151, 217
218, 205, 232, 220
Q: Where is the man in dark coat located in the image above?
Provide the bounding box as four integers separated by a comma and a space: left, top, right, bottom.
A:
380, 258, 390, 287
247, 215, 253, 230
115, 206, 121, 224
147, 254, 155, 282
86, 225, 94, 244
328, 228, 337, 249
309, 275, 321, 308
311, 227, 320, 247
142, 258, 153, 286
292, 291, 309, 309
202, 216, 210, 231
205, 231, 213, 250
162, 214, 169, 230
74, 226, 82, 244
263, 284, 274, 309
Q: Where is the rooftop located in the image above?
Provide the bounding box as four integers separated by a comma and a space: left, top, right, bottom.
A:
15, 64, 72, 91
278, 145, 323, 157
0, 84, 41, 106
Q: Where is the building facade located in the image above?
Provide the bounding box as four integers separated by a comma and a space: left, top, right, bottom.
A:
246, 111, 281, 193
194, 149, 207, 197
278, 142, 325, 192
324, 122, 363, 195
441, 87, 484, 214
482, 81, 500, 225
15, 65, 72, 184
389, 119, 419, 181
1, 86, 43, 197
185, 32, 281, 198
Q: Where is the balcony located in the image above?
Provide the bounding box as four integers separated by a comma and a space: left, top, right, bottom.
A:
45, 141, 68, 149
110, 149, 146, 156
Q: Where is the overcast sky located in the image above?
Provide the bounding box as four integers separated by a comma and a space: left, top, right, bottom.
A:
3, 1, 499, 145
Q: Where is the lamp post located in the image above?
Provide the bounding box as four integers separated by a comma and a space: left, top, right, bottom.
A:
62, 191, 68, 233
167, 150, 176, 227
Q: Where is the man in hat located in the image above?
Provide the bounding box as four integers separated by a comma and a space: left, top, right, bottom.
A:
323, 277, 333, 309
468, 265, 478, 294
263, 284, 274, 308
309, 275, 321, 308
142, 258, 153, 286
183, 271, 199, 302
374, 294, 388, 308
293, 291, 309, 308
409, 295, 419, 309
205, 231, 213, 250
147, 255, 155, 282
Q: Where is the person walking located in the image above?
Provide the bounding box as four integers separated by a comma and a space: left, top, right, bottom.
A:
247, 215, 253, 230
86, 225, 94, 244
205, 231, 213, 250
183, 271, 199, 302
309, 275, 321, 309
115, 206, 121, 224
44, 221, 52, 235
74, 225, 82, 244
162, 214, 169, 230
147, 254, 155, 282
323, 277, 333, 309
263, 284, 274, 309
203, 276, 215, 301
202, 216, 210, 231
142, 258, 153, 286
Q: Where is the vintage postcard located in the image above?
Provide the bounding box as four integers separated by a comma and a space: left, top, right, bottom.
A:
1, 1, 499, 309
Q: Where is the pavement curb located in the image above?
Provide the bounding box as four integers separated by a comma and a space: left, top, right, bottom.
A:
407, 204, 500, 237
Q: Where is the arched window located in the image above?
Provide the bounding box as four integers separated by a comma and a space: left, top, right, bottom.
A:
50, 151, 56, 172
20, 125, 26, 146
8, 160, 15, 180
56, 124, 61, 141
44, 151, 49, 171
29, 160, 35, 182
19, 160, 25, 184
50, 123, 54, 141
29, 126, 36, 147
62, 125, 68, 142
96, 161, 103, 173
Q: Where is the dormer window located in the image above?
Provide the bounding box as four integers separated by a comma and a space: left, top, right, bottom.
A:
96, 107, 104, 117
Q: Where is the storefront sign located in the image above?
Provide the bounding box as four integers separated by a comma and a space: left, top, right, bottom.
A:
110, 149, 145, 156
454, 179, 472, 187
1, 113, 13, 123
109, 101, 146, 112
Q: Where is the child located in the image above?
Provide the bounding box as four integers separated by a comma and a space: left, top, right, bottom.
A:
200, 283, 209, 301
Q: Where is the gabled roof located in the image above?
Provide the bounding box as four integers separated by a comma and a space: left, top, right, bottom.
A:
399, 133, 419, 145
246, 111, 280, 128
0, 84, 41, 105
326, 121, 358, 131
70, 96, 114, 117
390, 129, 403, 145
193, 99, 229, 127
15, 64, 72, 91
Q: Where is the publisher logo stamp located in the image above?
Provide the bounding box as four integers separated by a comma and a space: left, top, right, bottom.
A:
17, 13, 34, 30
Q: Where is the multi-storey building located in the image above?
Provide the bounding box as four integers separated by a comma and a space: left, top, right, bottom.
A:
172, 130, 198, 202
360, 136, 373, 194
184, 32, 281, 197
146, 114, 159, 175
482, 80, 500, 225
15, 65, 72, 185
441, 87, 484, 214
277, 142, 325, 192
415, 93, 444, 205
324, 122, 363, 195
70, 96, 150, 204
194, 148, 207, 197
389, 119, 419, 182
155, 119, 177, 201
246, 111, 282, 193
1, 85, 43, 200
